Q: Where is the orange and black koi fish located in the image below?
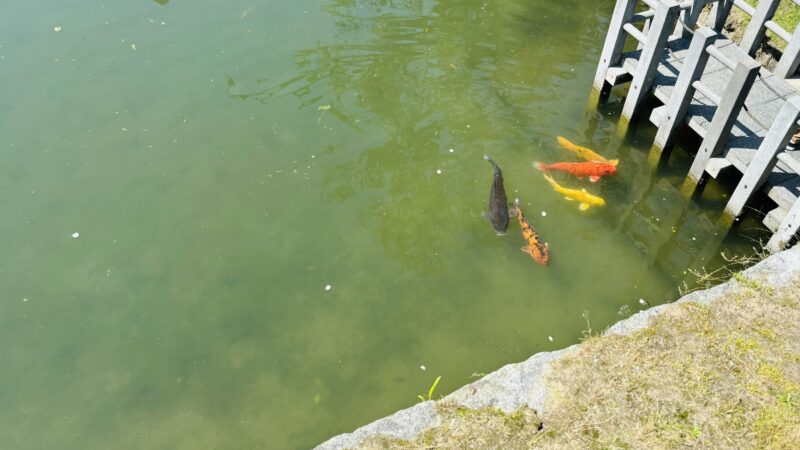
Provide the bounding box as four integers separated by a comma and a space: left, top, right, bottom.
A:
534, 160, 616, 182
512, 198, 549, 266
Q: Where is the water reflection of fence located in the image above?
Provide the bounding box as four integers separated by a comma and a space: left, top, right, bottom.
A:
593, 0, 800, 252
612, 140, 733, 282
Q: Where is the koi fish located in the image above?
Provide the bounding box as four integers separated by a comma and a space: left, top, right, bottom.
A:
484, 155, 509, 234
534, 160, 616, 182
557, 136, 618, 167
511, 198, 549, 266
542, 172, 606, 211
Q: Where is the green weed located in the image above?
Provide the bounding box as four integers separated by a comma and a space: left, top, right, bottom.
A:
417, 375, 441, 402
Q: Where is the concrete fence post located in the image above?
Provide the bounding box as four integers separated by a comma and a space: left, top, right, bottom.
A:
740, 0, 780, 56
622, 0, 681, 120
654, 28, 717, 149
593, 0, 639, 92
767, 198, 800, 252
774, 25, 800, 79
711, 0, 734, 32
687, 55, 761, 184
674, 0, 708, 38
725, 96, 800, 218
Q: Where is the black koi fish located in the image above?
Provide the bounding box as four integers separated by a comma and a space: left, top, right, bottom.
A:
484, 155, 509, 234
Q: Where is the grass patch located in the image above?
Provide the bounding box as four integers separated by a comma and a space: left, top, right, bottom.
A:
358, 403, 543, 449
542, 280, 800, 449
728, 1, 800, 52
358, 278, 800, 449
679, 250, 765, 296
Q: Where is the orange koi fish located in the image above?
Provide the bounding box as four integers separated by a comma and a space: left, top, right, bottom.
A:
534, 160, 616, 182
556, 136, 619, 166
511, 198, 549, 266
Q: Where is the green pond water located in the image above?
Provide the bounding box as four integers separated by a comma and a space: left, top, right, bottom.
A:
0, 1, 771, 449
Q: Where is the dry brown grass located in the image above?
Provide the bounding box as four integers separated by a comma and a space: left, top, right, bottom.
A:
358, 278, 800, 449
359, 404, 542, 450
543, 278, 800, 449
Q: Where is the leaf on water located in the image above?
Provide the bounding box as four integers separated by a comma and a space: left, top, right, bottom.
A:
318, 104, 331, 111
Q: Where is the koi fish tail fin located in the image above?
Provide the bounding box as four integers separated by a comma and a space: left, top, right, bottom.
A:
609, 159, 619, 167
533, 161, 547, 172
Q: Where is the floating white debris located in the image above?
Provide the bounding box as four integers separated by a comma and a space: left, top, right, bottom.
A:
420, 365, 426, 371
435, 169, 442, 175
449, 148, 454, 153
548, 336, 554, 342
71, 232, 80, 239
22, 298, 28, 303
54, 26, 62, 32
131, 44, 136, 50
541, 211, 547, 217
638, 298, 647, 305
324, 284, 332, 291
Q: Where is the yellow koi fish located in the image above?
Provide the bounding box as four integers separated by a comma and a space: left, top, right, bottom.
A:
557, 136, 618, 167
542, 172, 606, 211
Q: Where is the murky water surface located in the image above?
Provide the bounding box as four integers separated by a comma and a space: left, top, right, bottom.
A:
0, 1, 769, 448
